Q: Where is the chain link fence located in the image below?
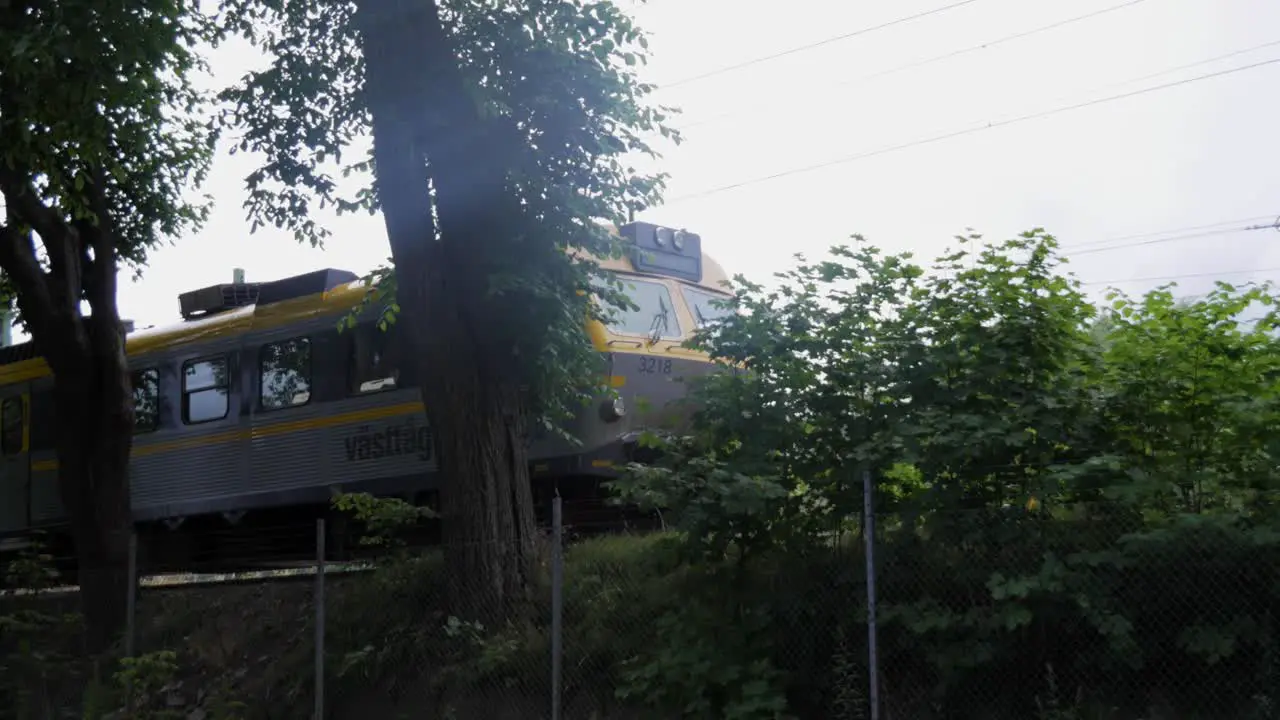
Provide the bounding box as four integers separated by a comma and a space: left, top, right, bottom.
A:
2, 481, 1278, 718
870, 504, 1280, 719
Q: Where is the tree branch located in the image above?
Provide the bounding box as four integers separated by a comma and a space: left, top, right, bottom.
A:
0, 167, 70, 255
0, 210, 56, 340
0, 167, 81, 314
83, 164, 120, 327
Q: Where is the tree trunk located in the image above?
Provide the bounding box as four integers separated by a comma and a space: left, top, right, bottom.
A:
0, 171, 136, 654
412, 271, 540, 617
53, 350, 134, 654
356, 0, 538, 618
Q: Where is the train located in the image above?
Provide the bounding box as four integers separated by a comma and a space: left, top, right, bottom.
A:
0, 221, 732, 571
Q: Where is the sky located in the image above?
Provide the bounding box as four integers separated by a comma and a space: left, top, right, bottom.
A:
102, 0, 1280, 333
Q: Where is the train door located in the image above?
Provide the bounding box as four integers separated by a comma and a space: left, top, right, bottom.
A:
0, 389, 30, 536
165, 349, 244, 511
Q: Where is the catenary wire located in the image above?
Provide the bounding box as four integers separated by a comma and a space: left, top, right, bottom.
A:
1093, 37, 1280, 92
683, 36, 1280, 134
1083, 265, 1280, 286
1064, 214, 1280, 250
661, 55, 1280, 205
680, 0, 1153, 130
661, 36, 1280, 144
1069, 221, 1280, 257
659, 0, 984, 89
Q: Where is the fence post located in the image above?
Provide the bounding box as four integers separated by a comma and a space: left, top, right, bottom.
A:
550, 495, 564, 720
862, 469, 880, 720
315, 518, 326, 720
125, 529, 138, 660
124, 530, 139, 715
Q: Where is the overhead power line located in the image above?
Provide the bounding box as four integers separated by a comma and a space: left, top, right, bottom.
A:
681, 0, 1152, 130
1073, 218, 1280, 285
661, 0, 984, 90
1070, 219, 1280, 257
1084, 265, 1280, 287
1096, 38, 1280, 92
1065, 214, 1280, 251
663, 55, 1280, 205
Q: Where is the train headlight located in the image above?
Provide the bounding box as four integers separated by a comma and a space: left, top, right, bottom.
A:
672, 230, 686, 251
655, 227, 672, 247
600, 396, 626, 423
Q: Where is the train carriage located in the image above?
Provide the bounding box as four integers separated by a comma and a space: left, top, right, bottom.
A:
0, 221, 733, 570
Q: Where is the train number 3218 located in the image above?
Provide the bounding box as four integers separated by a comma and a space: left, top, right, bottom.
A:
637, 357, 672, 375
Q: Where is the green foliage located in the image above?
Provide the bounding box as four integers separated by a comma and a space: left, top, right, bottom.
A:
217, 0, 680, 437
1097, 283, 1280, 515
0, 541, 251, 719
0, 539, 85, 720
616, 604, 789, 719
610, 435, 797, 563
111, 651, 183, 718
106, 650, 247, 719
332, 491, 436, 549
0, 0, 218, 300
607, 227, 1280, 717
324, 494, 548, 702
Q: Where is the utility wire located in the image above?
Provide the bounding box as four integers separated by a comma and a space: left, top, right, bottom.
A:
1065, 214, 1280, 250
1084, 265, 1280, 286
1070, 220, 1280, 257
665, 36, 1280, 141
1076, 219, 1280, 286
1096, 38, 1280, 92
660, 0, 984, 90
681, 0, 1152, 130
663, 56, 1280, 205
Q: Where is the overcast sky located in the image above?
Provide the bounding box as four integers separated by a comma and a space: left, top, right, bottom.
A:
107, 0, 1280, 332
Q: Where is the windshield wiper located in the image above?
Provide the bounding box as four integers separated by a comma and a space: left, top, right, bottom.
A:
648, 297, 670, 344
694, 304, 709, 328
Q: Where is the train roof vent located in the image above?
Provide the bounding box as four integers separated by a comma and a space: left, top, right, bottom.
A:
256, 268, 360, 306
178, 282, 262, 321
0, 340, 39, 367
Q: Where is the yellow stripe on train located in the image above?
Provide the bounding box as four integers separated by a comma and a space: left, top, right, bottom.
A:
30, 401, 426, 473
25, 372, 632, 472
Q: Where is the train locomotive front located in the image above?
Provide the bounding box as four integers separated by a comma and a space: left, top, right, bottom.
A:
527, 222, 735, 526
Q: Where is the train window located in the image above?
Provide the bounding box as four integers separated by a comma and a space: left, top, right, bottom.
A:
350, 324, 399, 394
132, 368, 160, 433
183, 357, 229, 424
260, 337, 312, 410
681, 286, 734, 329
1, 396, 23, 455
591, 275, 683, 340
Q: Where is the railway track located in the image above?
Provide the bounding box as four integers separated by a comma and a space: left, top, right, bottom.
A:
0, 560, 378, 599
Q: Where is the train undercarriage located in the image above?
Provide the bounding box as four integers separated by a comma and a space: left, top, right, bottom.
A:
1, 441, 665, 586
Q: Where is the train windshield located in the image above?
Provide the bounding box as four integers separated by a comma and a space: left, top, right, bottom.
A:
591, 274, 684, 340
682, 285, 733, 329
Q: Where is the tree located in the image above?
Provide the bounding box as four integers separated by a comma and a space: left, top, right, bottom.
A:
219, 0, 675, 614
0, 0, 217, 650
1098, 282, 1280, 515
